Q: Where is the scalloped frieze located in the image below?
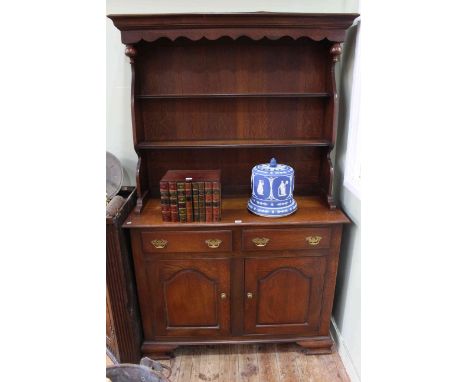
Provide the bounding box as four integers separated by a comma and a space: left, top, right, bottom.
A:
121, 29, 346, 44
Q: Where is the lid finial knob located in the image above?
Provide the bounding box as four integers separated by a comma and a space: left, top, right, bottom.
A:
269, 158, 277, 168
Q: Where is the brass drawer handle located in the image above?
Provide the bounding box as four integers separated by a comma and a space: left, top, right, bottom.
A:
252, 237, 270, 247
220, 292, 227, 300
205, 239, 222, 249
306, 236, 322, 246
247, 292, 253, 299
151, 239, 168, 249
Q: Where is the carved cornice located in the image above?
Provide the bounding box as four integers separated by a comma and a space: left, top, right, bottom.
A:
108, 13, 359, 44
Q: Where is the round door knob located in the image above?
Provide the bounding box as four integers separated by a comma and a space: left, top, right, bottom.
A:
247, 292, 253, 299
220, 292, 227, 299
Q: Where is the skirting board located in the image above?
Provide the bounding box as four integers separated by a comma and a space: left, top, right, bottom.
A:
330, 317, 361, 382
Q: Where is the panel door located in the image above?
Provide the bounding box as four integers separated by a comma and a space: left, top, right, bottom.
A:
147, 258, 230, 337
244, 257, 327, 335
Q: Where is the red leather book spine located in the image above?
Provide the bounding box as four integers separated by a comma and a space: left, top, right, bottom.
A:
192, 182, 200, 222
159, 181, 170, 222
205, 182, 213, 222
169, 182, 178, 222
177, 182, 186, 223
198, 182, 205, 222
212, 181, 221, 222
185, 180, 193, 223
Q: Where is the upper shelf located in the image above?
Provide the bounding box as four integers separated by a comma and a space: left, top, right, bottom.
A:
108, 13, 360, 44
135, 93, 331, 100
136, 139, 331, 149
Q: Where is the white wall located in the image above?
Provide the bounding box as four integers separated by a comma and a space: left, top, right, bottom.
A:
106, 2, 361, 380
107, 0, 359, 15
332, 21, 361, 380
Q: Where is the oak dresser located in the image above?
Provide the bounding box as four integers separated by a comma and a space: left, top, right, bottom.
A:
109, 12, 358, 359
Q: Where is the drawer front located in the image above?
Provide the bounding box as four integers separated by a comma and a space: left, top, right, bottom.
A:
242, 227, 331, 251
141, 230, 232, 253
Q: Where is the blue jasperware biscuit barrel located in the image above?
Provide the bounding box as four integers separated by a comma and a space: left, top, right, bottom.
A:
247, 158, 297, 217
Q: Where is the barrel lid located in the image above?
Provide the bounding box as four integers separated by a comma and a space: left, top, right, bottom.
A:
253, 158, 294, 176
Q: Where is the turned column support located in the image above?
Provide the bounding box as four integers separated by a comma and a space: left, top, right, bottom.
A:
330, 42, 343, 63
125, 44, 137, 63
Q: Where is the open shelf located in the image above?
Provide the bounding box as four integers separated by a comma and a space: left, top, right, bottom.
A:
123, 195, 349, 228
135, 93, 331, 99
136, 139, 331, 149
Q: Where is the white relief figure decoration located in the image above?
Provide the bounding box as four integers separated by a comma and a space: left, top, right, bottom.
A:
257, 179, 265, 196
267, 177, 276, 200
278, 180, 289, 197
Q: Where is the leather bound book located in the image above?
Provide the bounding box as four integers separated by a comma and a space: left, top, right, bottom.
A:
159, 170, 221, 223
192, 182, 200, 222
159, 181, 171, 222
198, 182, 206, 222
169, 181, 178, 222
160, 170, 221, 183
212, 181, 221, 222
185, 180, 193, 223
177, 182, 187, 223
205, 182, 213, 222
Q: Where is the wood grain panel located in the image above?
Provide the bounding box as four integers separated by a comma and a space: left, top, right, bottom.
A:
124, 196, 350, 227
140, 230, 232, 253
242, 227, 331, 251
146, 147, 324, 197
140, 98, 326, 141
137, 38, 329, 94
164, 270, 218, 327
146, 258, 230, 337
244, 257, 327, 335
257, 268, 311, 325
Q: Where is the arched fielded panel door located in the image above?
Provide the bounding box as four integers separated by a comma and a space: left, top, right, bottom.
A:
244, 257, 327, 335
146, 259, 230, 337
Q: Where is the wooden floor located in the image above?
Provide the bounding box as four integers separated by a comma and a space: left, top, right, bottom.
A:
151, 343, 350, 382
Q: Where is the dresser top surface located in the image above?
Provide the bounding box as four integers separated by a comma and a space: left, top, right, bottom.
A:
123, 195, 350, 229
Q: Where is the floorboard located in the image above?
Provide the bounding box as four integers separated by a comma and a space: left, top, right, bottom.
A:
106, 343, 351, 382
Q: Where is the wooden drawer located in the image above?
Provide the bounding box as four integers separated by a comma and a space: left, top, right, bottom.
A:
242, 227, 331, 251
141, 230, 232, 253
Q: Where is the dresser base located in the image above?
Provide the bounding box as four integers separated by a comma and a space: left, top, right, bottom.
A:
142, 335, 334, 360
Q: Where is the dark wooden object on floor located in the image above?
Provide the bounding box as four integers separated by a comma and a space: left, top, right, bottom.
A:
106, 187, 143, 362
108, 12, 358, 359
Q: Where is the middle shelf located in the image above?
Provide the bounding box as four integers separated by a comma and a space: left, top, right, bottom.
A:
135, 92, 332, 99
123, 195, 350, 228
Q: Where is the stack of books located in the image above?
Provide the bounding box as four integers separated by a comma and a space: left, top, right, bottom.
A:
159, 170, 221, 223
